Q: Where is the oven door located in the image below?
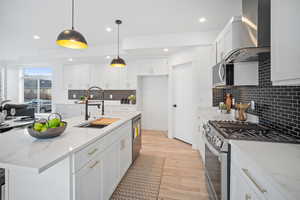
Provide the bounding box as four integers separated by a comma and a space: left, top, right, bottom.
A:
204, 137, 228, 200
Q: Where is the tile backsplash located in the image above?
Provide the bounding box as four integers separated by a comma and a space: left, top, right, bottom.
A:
68, 90, 136, 101
213, 54, 300, 136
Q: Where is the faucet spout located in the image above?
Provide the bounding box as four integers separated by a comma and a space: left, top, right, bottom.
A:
85, 86, 105, 120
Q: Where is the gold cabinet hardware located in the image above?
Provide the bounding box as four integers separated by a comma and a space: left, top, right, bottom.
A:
242, 168, 267, 194
88, 148, 98, 156
89, 161, 99, 169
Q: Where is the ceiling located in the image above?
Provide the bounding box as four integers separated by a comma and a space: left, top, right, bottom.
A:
0, 0, 242, 62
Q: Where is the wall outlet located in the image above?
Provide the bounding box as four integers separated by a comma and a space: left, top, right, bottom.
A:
110, 94, 113, 99
251, 100, 255, 110
72, 94, 77, 98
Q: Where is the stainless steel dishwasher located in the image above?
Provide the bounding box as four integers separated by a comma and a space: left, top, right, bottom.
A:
0, 169, 4, 200
132, 114, 142, 162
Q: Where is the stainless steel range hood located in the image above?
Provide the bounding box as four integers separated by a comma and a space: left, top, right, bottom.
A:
224, 0, 270, 64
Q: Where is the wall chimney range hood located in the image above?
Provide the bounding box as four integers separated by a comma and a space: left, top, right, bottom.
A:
224, 0, 270, 64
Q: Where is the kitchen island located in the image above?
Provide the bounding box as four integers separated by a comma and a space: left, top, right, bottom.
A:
0, 111, 141, 200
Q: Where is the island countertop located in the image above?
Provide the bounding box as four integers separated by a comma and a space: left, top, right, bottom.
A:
0, 111, 141, 173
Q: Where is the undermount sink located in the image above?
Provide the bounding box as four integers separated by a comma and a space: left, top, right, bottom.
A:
76, 123, 108, 129
76, 118, 120, 129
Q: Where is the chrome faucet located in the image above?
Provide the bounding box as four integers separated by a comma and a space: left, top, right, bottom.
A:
85, 86, 105, 120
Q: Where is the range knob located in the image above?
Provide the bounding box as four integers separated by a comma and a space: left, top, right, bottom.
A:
212, 136, 223, 148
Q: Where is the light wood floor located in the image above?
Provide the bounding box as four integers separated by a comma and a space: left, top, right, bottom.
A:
141, 130, 209, 200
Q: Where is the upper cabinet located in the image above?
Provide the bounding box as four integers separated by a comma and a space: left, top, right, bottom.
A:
271, 0, 300, 85
63, 64, 91, 90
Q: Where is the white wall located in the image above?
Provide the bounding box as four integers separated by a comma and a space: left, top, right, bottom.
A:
6, 67, 22, 103
168, 46, 213, 107
168, 46, 213, 146
140, 75, 168, 131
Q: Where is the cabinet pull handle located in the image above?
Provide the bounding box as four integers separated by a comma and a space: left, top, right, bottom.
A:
242, 168, 267, 194
89, 161, 99, 169
245, 193, 251, 200
88, 148, 98, 156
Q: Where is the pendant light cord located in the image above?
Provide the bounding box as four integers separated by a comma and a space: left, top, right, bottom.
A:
72, 0, 74, 30
117, 23, 120, 57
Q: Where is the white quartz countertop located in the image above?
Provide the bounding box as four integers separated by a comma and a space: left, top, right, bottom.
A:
0, 111, 141, 174
230, 140, 300, 200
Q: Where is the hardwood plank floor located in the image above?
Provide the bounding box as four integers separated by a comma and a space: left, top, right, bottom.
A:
141, 130, 208, 200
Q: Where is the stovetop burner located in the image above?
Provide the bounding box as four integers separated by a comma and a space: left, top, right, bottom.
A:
208, 120, 300, 143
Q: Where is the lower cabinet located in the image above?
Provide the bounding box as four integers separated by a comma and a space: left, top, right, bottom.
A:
231, 162, 263, 200
74, 121, 132, 200
119, 133, 132, 178
102, 142, 120, 200
75, 156, 103, 200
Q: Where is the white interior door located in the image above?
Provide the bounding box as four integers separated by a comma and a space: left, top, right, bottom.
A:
173, 63, 193, 144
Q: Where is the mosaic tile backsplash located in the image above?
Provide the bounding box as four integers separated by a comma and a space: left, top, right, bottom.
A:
213, 55, 300, 136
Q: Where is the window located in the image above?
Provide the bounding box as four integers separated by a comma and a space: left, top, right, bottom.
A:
23, 68, 52, 113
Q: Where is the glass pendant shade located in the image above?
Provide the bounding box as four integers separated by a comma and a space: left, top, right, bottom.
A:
56, 29, 88, 49
110, 56, 126, 68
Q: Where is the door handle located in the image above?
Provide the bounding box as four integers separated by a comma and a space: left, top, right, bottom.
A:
173, 104, 177, 108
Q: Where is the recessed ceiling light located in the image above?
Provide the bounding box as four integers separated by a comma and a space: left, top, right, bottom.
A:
163, 48, 169, 52
106, 55, 111, 59
68, 58, 73, 62
106, 27, 112, 32
33, 35, 40, 40
199, 17, 207, 23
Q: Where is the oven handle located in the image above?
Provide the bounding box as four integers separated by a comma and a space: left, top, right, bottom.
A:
204, 133, 221, 157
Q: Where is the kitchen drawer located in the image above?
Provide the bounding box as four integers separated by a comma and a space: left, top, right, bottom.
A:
74, 121, 131, 172
74, 138, 107, 172
231, 145, 286, 200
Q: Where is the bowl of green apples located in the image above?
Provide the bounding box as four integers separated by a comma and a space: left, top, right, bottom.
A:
27, 113, 67, 139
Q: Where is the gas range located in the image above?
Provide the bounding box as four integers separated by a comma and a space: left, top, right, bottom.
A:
206, 120, 300, 150
203, 120, 300, 200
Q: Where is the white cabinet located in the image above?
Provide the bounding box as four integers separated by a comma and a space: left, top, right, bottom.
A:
271, 0, 300, 85
231, 144, 286, 200
215, 16, 254, 64
74, 120, 132, 200
231, 162, 264, 200
75, 156, 103, 200
63, 64, 91, 89
211, 42, 218, 66
102, 142, 120, 200
234, 62, 259, 86
119, 131, 132, 178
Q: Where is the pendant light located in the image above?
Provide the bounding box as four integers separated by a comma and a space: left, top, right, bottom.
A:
56, 0, 88, 49
111, 20, 126, 67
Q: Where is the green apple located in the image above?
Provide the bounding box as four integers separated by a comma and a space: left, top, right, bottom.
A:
40, 126, 48, 132
48, 118, 60, 128
34, 123, 43, 132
